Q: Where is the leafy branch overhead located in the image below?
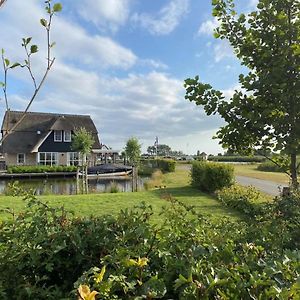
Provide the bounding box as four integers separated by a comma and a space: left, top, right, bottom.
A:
185, 0, 299, 186
0, 0, 62, 141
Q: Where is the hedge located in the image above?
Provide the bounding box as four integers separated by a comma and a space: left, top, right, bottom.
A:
208, 155, 265, 163
257, 161, 291, 173
191, 161, 234, 193
7, 165, 77, 174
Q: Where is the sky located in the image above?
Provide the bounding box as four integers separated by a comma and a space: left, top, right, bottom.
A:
0, 0, 258, 155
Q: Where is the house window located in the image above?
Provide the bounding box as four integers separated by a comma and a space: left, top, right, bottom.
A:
54, 130, 62, 142
64, 130, 71, 142
38, 152, 58, 166
67, 152, 79, 166
17, 153, 25, 165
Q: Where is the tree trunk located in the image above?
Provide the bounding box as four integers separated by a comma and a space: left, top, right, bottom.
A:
290, 152, 298, 189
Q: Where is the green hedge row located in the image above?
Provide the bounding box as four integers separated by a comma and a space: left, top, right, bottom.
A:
257, 161, 289, 173
7, 165, 77, 174
208, 155, 265, 163
191, 161, 234, 193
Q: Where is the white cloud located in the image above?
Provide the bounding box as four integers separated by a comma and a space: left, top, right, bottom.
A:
77, 0, 132, 32
197, 18, 219, 36
132, 0, 190, 35
213, 40, 234, 62
0, 1, 137, 71
139, 59, 168, 70
26, 63, 223, 151
249, 0, 259, 9
53, 19, 137, 69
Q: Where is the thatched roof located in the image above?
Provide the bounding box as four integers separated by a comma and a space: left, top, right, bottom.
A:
1, 111, 101, 153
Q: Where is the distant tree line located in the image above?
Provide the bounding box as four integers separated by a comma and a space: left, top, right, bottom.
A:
147, 144, 183, 157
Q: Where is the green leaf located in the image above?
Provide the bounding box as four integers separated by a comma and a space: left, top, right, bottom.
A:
0, 82, 5, 87
40, 18, 47, 27
26, 37, 32, 45
10, 63, 20, 69
1, 48, 4, 55
53, 3, 62, 12
50, 42, 56, 48
213, 32, 221, 38
4, 58, 10, 67
30, 45, 38, 54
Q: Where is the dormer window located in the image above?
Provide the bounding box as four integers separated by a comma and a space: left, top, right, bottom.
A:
64, 130, 71, 142
54, 130, 62, 142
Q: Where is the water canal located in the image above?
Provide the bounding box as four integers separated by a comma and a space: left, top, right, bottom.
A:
0, 177, 146, 195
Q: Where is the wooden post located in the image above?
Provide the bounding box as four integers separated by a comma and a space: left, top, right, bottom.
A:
85, 164, 88, 194
135, 166, 138, 192
76, 167, 79, 194
132, 166, 134, 192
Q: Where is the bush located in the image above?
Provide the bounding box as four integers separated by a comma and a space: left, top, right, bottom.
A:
1, 191, 300, 299
106, 181, 120, 193
7, 165, 77, 174
144, 170, 164, 190
217, 185, 265, 216
191, 161, 234, 192
139, 159, 175, 175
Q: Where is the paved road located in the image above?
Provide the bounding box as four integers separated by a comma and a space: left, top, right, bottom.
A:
236, 175, 284, 196
176, 164, 284, 196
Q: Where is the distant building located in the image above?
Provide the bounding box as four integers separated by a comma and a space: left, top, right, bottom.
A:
0, 111, 102, 167
199, 152, 208, 160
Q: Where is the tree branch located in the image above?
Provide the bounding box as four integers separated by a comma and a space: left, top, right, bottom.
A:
24, 45, 37, 90
1, 58, 56, 143
259, 152, 292, 179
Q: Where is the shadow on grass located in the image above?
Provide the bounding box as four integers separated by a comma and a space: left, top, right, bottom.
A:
149, 186, 213, 198
148, 186, 243, 220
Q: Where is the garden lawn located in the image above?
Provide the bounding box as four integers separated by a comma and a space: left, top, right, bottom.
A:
0, 165, 241, 222
234, 163, 290, 184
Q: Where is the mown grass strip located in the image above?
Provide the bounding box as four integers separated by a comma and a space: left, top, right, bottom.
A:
0, 165, 241, 222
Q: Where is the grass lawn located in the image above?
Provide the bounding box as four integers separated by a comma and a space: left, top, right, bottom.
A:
0, 165, 241, 222
233, 163, 290, 184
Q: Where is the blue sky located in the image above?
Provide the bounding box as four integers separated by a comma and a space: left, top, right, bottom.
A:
0, 0, 258, 154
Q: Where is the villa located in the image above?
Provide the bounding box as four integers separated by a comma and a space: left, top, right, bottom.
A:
0, 110, 102, 167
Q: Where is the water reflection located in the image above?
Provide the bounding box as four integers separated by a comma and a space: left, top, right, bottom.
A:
0, 177, 146, 195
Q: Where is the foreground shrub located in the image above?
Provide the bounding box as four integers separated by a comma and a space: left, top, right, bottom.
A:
217, 185, 265, 216
191, 161, 234, 192
1, 189, 300, 299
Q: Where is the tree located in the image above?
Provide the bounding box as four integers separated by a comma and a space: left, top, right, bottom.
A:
0, 0, 62, 142
72, 128, 95, 194
72, 127, 95, 164
125, 137, 141, 165
185, 0, 300, 187
147, 146, 156, 156
147, 144, 172, 156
